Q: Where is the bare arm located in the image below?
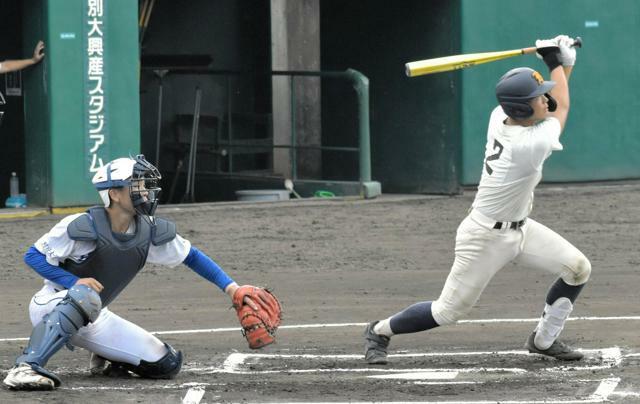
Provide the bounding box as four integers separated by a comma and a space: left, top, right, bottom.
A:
547, 65, 570, 131
0, 41, 45, 73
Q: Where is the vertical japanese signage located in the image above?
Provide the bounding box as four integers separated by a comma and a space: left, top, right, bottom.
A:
84, 0, 108, 174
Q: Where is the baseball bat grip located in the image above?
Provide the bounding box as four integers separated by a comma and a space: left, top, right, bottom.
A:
573, 36, 582, 48
523, 36, 583, 55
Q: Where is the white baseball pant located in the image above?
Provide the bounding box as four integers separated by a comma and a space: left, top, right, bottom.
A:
431, 209, 591, 326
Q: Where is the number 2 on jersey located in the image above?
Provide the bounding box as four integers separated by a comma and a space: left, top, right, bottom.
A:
484, 139, 504, 175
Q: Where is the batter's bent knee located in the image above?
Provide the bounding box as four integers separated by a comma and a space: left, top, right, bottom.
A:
564, 255, 591, 286
431, 299, 470, 326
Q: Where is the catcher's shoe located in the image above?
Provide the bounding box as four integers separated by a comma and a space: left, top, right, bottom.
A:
3, 363, 56, 390
525, 332, 583, 361
89, 353, 108, 375
89, 354, 132, 378
364, 321, 390, 365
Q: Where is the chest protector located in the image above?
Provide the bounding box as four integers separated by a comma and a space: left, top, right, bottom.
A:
62, 207, 176, 307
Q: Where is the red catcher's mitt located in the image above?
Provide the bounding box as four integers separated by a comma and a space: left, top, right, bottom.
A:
232, 285, 282, 349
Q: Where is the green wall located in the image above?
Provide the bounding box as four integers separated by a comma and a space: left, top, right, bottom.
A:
321, 0, 461, 194
460, 0, 640, 184
24, 0, 140, 207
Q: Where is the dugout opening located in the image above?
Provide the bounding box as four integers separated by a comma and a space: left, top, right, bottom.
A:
138, 0, 275, 203
0, 0, 29, 205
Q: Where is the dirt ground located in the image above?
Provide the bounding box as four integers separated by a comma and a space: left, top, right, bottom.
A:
0, 182, 639, 403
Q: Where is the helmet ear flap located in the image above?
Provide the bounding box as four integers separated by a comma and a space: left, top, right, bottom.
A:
499, 102, 533, 119
545, 93, 557, 112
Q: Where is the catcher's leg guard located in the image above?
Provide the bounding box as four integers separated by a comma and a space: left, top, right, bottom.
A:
16, 285, 102, 386
120, 343, 183, 379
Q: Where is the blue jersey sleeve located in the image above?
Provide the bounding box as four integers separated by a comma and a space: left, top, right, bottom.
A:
182, 246, 235, 291
24, 246, 79, 289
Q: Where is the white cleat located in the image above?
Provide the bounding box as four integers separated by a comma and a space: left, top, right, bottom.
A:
3, 363, 55, 390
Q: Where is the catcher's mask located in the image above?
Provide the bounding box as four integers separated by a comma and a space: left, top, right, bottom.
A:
92, 154, 162, 217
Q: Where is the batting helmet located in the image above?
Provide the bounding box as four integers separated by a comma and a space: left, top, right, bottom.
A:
92, 154, 162, 216
495, 67, 556, 120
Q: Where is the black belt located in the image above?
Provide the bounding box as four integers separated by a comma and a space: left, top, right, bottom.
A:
493, 219, 526, 230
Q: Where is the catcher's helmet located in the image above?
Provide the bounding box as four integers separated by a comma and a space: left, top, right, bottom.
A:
92, 154, 162, 217
495, 67, 556, 119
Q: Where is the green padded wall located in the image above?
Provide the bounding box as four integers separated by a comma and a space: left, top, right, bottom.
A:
321, 0, 461, 194
24, 0, 140, 207
460, 0, 640, 184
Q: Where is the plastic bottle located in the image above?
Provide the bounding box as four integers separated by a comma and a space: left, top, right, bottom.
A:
10, 172, 19, 197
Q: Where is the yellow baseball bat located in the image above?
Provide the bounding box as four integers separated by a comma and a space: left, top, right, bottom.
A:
405, 37, 582, 77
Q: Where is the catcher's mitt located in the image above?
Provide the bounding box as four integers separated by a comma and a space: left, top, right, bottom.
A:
232, 285, 282, 349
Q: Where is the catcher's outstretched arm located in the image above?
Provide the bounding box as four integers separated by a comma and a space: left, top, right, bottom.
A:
182, 246, 236, 291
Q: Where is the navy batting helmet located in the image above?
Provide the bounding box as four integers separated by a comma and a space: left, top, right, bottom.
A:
495, 67, 556, 120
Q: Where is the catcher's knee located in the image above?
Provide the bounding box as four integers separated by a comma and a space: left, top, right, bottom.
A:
431, 299, 471, 326
563, 255, 591, 286
123, 343, 182, 379
16, 284, 102, 368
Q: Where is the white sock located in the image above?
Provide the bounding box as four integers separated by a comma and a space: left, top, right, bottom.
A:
373, 318, 394, 337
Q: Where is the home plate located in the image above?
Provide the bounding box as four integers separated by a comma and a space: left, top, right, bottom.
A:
368, 371, 458, 380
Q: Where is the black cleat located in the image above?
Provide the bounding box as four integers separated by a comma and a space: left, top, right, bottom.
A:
525, 332, 583, 361
363, 321, 390, 365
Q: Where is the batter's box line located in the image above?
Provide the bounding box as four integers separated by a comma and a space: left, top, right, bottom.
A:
53, 379, 622, 404
184, 347, 622, 375
230, 378, 622, 404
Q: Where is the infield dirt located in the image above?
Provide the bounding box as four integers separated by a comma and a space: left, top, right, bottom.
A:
1, 182, 639, 403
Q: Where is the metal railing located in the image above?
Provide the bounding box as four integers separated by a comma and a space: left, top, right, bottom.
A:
270, 69, 372, 183
143, 66, 374, 198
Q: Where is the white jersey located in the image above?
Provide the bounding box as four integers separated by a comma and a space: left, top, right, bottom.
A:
34, 213, 191, 271
471, 106, 563, 221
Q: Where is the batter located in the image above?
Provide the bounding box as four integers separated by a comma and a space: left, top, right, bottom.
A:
364, 35, 590, 364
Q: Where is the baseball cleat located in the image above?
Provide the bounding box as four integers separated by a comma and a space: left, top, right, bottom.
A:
525, 332, 583, 361
3, 363, 56, 390
363, 321, 390, 365
89, 353, 108, 375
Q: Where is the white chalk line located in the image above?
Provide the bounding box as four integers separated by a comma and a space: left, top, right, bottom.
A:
198, 348, 621, 376
182, 386, 206, 404
225, 379, 623, 404
46, 349, 631, 402
2, 316, 640, 342
1, 319, 636, 402
610, 391, 640, 398
368, 371, 458, 380
236, 379, 621, 403
62, 382, 219, 391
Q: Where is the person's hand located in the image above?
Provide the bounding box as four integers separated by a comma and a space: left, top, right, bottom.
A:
75, 277, 104, 293
225, 282, 259, 309
535, 38, 560, 58
32, 41, 45, 64
535, 38, 561, 71
556, 35, 576, 66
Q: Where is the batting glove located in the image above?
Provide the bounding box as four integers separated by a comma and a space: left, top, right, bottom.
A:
535, 38, 561, 71
556, 35, 576, 66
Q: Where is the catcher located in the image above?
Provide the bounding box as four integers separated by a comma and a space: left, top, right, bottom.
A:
3, 155, 281, 390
